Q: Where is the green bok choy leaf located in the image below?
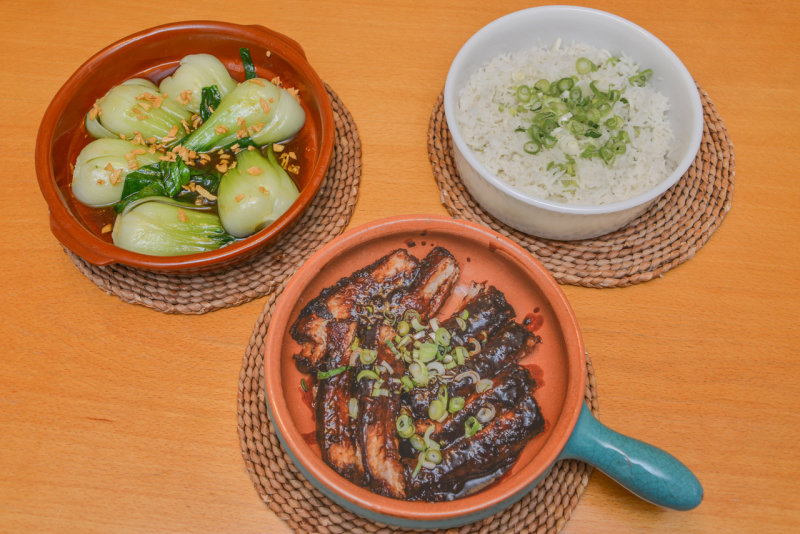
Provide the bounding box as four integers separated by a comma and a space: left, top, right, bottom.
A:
179, 78, 305, 152
113, 156, 221, 213
112, 197, 234, 256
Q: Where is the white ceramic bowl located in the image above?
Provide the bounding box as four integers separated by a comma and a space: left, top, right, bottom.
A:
444, 6, 703, 240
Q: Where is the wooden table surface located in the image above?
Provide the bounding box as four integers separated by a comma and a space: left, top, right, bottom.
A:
2, 0, 798, 532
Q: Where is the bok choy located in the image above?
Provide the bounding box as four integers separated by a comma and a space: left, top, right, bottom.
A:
74, 50, 308, 258
72, 139, 163, 207
158, 54, 237, 114
179, 78, 305, 152
112, 197, 234, 256
217, 146, 299, 238
113, 156, 221, 213
86, 78, 193, 142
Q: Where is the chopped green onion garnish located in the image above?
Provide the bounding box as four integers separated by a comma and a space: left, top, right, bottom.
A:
409, 434, 426, 451
424, 448, 442, 465
396, 414, 415, 438
396, 334, 412, 348
557, 77, 574, 92
412, 452, 424, 478
356, 369, 380, 382
524, 141, 541, 155
629, 68, 653, 87
604, 115, 623, 129
423, 425, 440, 451
417, 343, 438, 363
434, 327, 451, 347
400, 375, 414, 392
599, 145, 616, 166
575, 57, 596, 74
476, 403, 496, 424
448, 396, 465, 413
317, 365, 349, 380
382, 309, 397, 325
428, 398, 447, 421
370, 378, 385, 397
581, 145, 599, 159
465, 416, 483, 437
516, 85, 532, 103
384, 338, 401, 356
359, 348, 377, 365
300, 378, 308, 392
454, 346, 467, 366
427, 361, 446, 376
397, 320, 410, 336
411, 452, 425, 478
409, 362, 429, 386
348, 397, 358, 419
476, 378, 493, 393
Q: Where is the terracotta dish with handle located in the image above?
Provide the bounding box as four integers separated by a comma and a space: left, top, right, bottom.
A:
36, 21, 334, 272
264, 215, 702, 529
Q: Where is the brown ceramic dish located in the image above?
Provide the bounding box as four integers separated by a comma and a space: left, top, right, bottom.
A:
264, 215, 703, 529
36, 21, 334, 272
265, 215, 585, 527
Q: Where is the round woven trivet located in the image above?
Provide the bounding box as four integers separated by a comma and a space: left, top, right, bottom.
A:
63, 84, 361, 314
237, 292, 599, 534
428, 84, 735, 288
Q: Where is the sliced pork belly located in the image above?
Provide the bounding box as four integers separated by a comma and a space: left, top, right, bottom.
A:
292, 249, 418, 373
316, 320, 366, 485
406, 393, 544, 501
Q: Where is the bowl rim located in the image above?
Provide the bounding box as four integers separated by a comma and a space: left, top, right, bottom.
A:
264, 214, 587, 524
443, 5, 703, 216
35, 20, 335, 271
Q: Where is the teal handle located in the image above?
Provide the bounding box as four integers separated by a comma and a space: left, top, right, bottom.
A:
559, 404, 703, 510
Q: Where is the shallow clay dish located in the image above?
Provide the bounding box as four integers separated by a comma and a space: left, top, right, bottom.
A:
264, 215, 702, 529
36, 21, 334, 272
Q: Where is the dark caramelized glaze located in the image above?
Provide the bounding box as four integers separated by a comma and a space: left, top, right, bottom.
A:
290, 247, 545, 501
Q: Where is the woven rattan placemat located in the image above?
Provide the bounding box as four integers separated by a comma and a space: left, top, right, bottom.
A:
428, 84, 735, 288
64, 85, 361, 314
238, 291, 599, 534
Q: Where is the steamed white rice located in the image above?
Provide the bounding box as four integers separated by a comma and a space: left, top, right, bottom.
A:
457, 40, 673, 205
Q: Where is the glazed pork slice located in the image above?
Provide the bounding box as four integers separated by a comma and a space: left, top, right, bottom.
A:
316, 320, 367, 485
465, 322, 541, 378
390, 246, 459, 320
430, 366, 536, 444
356, 324, 407, 498
440, 284, 516, 347
292, 249, 419, 373
406, 393, 545, 501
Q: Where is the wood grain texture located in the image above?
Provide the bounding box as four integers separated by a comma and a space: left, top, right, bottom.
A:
1, 0, 798, 532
